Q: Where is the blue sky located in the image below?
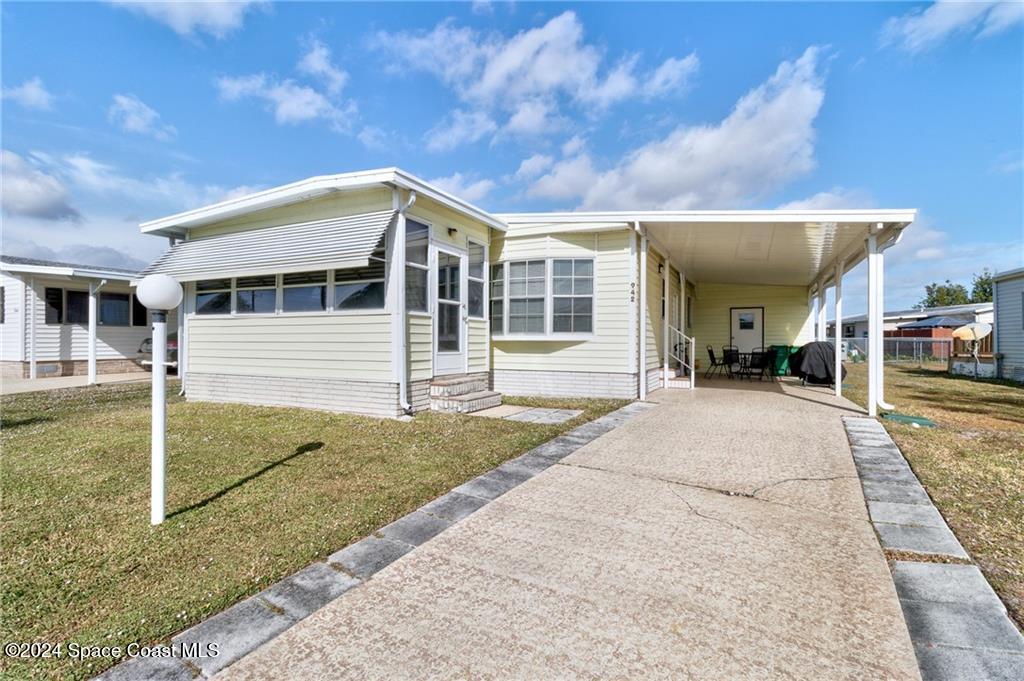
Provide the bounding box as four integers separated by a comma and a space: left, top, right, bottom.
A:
2, 1, 1022, 314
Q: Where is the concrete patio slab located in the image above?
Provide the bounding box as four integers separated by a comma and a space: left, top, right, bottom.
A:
469, 404, 530, 418
216, 378, 920, 680
1, 372, 162, 395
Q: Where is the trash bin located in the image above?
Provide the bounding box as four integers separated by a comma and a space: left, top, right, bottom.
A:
769, 345, 800, 376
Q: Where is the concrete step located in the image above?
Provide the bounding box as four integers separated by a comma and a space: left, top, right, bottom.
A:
431, 390, 502, 414
430, 374, 489, 398
666, 377, 691, 389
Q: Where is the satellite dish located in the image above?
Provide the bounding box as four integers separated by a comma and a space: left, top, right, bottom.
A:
952, 322, 992, 341
953, 323, 992, 379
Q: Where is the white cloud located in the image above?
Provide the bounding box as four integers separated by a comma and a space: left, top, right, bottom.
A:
529, 47, 826, 209
108, 94, 177, 141
471, 0, 494, 15
357, 126, 389, 150
1, 150, 80, 221
561, 134, 586, 157
425, 109, 497, 152
527, 154, 599, 200
504, 99, 563, 136
642, 53, 700, 98
372, 12, 699, 149
515, 153, 554, 180
298, 39, 348, 95
881, 1, 1023, 53
428, 172, 497, 203
2, 77, 55, 111
777, 187, 874, 210
217, 73, 356, 132
108, 1, 264, 39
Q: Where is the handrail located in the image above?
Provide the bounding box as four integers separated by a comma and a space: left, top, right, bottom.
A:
668, 325, 696, 390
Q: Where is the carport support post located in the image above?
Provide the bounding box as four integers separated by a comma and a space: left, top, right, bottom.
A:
866, 233, 879, 416
816, 281, 827, 342
662, 258, 669, 386
833, 262, 843, 398
28, 275, 37, 380
88, 281, 98, 385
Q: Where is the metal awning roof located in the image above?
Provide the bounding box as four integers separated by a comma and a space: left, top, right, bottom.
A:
139, 209, 396, 282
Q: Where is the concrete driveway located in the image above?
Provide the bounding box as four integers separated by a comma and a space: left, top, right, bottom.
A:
219, 379, 920, 680
0, 372, 154, 395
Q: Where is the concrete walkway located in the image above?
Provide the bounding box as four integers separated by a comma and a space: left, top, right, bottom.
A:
0, 372, 154, 396
219, 378, 921, 680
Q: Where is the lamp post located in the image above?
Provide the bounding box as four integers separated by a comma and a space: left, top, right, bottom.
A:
136, 274, 183, 525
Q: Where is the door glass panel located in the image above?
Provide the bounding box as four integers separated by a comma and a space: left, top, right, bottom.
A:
438, 302, 460, 352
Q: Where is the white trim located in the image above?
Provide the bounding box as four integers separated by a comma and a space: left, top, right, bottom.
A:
466, 236, 488, 321
500, 209, 918, 225
432, 241, 468, 377
0, 262, 136, 281
140, 167, 508, 236
628, 230, 637, 387
639, 230, 648, 400
834, 260, 843, 398
662, 259, 669, 386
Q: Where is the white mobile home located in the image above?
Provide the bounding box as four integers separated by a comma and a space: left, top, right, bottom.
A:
139, 168, 915, 418
0, 256, 174, 381
993, 267, 1024, 382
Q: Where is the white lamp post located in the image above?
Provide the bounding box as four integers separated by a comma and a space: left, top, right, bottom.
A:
136, 274, 183, 525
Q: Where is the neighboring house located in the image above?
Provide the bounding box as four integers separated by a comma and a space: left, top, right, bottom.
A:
0, 256, 174, 380
826, 302, 994, 339
993, 267, 1024, 383
138, 168, 914, 417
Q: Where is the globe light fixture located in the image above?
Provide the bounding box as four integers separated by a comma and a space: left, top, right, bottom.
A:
137, 274, 183, 525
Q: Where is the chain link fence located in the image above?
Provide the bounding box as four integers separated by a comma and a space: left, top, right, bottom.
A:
830, 337, 952, 365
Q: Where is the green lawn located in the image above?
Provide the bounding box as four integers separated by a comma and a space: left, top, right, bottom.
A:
0, 383, 627, 680
843, 362, 1024, 629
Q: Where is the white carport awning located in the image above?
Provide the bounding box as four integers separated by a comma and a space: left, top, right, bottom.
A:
140, 209, 396, 282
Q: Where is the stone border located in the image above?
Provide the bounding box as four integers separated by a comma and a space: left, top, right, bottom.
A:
96, 401, 657, 680
842, 417, 1024, 681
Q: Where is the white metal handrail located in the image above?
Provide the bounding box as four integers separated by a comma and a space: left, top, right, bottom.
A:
668, 325, 696, 390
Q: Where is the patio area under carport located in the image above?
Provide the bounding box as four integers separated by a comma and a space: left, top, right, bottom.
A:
504, 209, 916, 414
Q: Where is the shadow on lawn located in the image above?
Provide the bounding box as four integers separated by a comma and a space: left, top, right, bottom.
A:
168, 441, 324, 519
0, 414, 54, 429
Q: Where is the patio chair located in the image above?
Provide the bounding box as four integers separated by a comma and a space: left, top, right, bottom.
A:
759, 346, 779, 381
722, 346, 740, 379
741, 350, 765, 380
704, 345, 726, 379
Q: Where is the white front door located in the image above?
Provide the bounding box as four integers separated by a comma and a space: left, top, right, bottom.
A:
434, 247, 466, 375
730, 307, 764, 354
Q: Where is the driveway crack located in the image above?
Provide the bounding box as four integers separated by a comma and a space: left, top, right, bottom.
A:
750, 475, 859, 497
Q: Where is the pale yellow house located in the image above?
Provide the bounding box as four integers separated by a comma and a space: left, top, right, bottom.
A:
139, 168, 915, 417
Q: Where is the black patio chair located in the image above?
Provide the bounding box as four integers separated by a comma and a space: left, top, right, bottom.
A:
722, 346, 740, 379
704, 345, 726, 379
742, 350, 765, 380
759, 346, 779, 381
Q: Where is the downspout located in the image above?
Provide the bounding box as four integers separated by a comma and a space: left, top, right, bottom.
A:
636, 221, 648, 400
395, 189, 417, 414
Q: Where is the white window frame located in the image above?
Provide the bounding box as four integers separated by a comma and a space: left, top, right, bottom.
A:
405, 217, 431, 317
551, 258, 594, 335
332, 236, 387, 314
194, 278, 233, 316
491, 257, 596, 341
466, 237, 488, 321
233, 274, 278, 315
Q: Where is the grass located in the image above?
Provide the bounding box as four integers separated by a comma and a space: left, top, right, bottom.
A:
842, 361, 1024, 628
0, 383, 627, 680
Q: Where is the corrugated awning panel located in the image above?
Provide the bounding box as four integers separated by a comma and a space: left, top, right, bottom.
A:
140, 209, 396, 282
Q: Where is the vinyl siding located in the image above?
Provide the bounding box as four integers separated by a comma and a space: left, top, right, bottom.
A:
491, 229, 634, 374
189, 187, 393, 239
20, 276, 168, 362
1, 273, 25, 361
408, 313, 432, 381
467, 318, 488, 372
995, 274, 1024, 378
405, 195, 491, 251
645, 248, 665, 371
187, 313, 392, 381
691, 282, 813, 360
